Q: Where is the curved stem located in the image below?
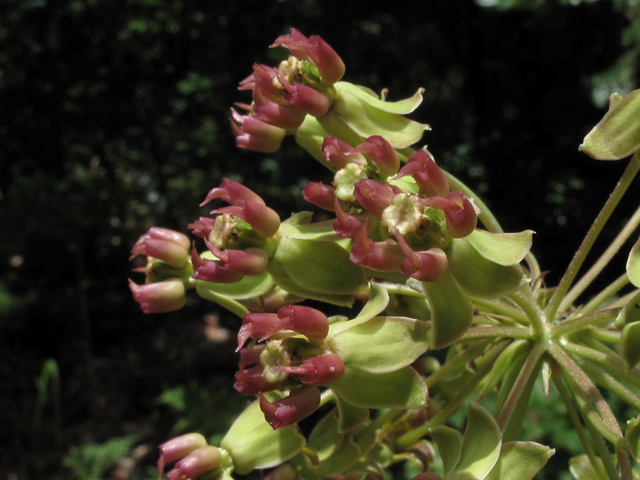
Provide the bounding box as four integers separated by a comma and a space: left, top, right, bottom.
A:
553, 308, 620, 337
471, 297, 530, 326
425, 340, 492, 388
580, 274, 630, 317
509, 286, 547, 337
460, 326, 532, 341
560, 205, 640, 313
546, 153, 640, 321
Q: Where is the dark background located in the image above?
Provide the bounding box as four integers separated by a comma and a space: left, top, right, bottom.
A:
2, 0, 640, 479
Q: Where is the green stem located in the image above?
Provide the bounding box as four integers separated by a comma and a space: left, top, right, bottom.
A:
608, 289, 640, 310
583, 328, 621, 344
496, 343, 544, 432
576, 356, 640, 411
509, 286, 547, 337
460, 326, 532, 341
546, 153, 640, 321
580, 275, 630, 317
553, 375, 607, 480
425, 340, 492, 389
560, 204, 640, 313
553, 308, 620, 337
471, 297, 530, 326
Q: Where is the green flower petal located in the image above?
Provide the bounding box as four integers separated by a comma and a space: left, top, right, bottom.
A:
429, 425, 462, 479
484, 442, 554, 480
466, 229, 534, 266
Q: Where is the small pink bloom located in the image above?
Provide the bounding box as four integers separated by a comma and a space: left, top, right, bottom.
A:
350, 223, 405, 272
396, 150, 449, 198
230, 108, 286, 153
187, 217, 215, 240
166, 446, 222, 480
395, 234, 448, 282
252, 88, 307, 129
129, 279, 186, 314
191, 245, 245, 284
259, 305, 329, 343
271, 28, 346, 84
237, 313, 280, 351
421, 192, 477, 238
234, 364, 282, 394
276, 72, 331, 117
320, 137, 365, 169
157, 433, 207, 480
130, 227, 190, 268
353, 179, 401, 218
259, 385, 321, 429
274, 353, 345, 385
204, 239, 268, 276
333, 197, 370, 238
352, 136, 400, 177
201, 178, 265, 207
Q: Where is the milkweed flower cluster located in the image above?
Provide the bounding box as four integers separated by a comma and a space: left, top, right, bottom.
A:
128, 28, 640, 480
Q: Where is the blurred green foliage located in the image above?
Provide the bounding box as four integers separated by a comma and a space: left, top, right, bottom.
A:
2, 0, 640, 478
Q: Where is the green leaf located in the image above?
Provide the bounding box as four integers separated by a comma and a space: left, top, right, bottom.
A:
328, 282, 390, 337
221, 394, 306, 475
409, 272, 473, 349
484, 442, 554, 480
334, 82, 426, 114
328, 316, 429, 373
626, 414, 640, 462
450, 404, 502, 480
620, 321, 640, 370
627, 236, 640, 288
335, 394, 370, 433
330, 365, 428, 409
429, 425, 462, 479
317, 435, 361, 477
615, 291, 640, 328
332, 82, 430, 148
308, 409, 343, 461
466, 229, 534, 266
194, 271, 275, 300
568, 455, 604, 480
447, 237, 524, 300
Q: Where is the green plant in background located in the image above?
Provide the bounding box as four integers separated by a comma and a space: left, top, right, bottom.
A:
127, 28, 640, 480
62, 434, 138, 480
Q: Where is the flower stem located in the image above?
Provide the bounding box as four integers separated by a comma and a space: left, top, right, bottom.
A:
460, 326, 532, 341
509, 286, 547, 337
552, 308, 619, 337
546, 153, 640, 321
580, 274, 630, 317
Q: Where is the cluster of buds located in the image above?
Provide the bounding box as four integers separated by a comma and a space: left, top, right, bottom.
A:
231, 28, 345, 152
304, 135, 478, 283
157, 433, 223, 480
235, 305, 345, 429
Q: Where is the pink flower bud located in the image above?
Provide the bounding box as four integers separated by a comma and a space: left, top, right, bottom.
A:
204, 240, 269, 276
237, 313, 280, 351
201, 178, 265, 207
396, 150, 449, 198
234, 364, 282, 394
252, 88, 307, 129
130, 227, 190, 268
129, 278, 186, 314
353, 179, 401, 218
230, 108, 286, 153
321, 137, 366, 169
259, 305, 329, 343
302, 182, 339, 211
271, 29, 345, 84
166, 446, 222, 480
395, 234, 448, 282
187, 217, 215, 240
276, 72, 331, 118
191, 245, 245, 284
350, 223, 405, 272
274, 353, 345, 385
421, 192, 477, 238
157, 433, 207, 480
259, 386, 321, 429
333, 197, 370, 238
352, 136, 400, 176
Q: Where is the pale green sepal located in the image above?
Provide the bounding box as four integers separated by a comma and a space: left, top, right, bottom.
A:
278, 219, 342, 242
614, 291, 640, 328
307, 409, 343, 461
272, 237, 367, 296
328, 316, 429, 373
484, 442, 554, 480
429, 425, 462, 479
317, 435, 361, 477
579, 89, 640, 160
450, 404, 502, 480
568, 455, 604, 480
335, 82, 426, 115
195, 272, 275, 300
620, 321, 640, 370
195, 281, 250, 317
332, 82, 430, 148
268, 264, 355, 306
466, 229, 534, 266
294, 115, 335, 170
479, 340, 531, 398
626, 414, 640, 461
627, 236, 640, 288
221, 394, 306, 475
330, 365, 428, 409
328, 282, 389, 338
409, 272, 473, 349
448, 237, 524, 299
335, 394, 370, 433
